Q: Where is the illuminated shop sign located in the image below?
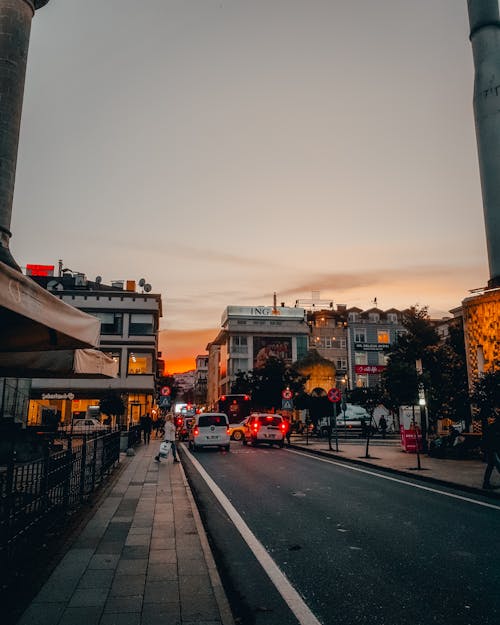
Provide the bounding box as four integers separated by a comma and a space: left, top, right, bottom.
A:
42, 392, 75, 400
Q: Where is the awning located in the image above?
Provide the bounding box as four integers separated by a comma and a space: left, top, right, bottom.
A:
0, 349, 118, 378
0, 260, 100, 352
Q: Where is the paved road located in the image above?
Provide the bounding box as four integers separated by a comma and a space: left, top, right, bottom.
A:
181, 442, 500, 625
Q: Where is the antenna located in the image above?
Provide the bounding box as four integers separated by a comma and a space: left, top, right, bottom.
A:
144, 284, 152, 293
95, 276, 102, 284
138, 278, 146, 287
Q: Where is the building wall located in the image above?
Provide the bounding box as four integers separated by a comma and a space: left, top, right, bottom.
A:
28, 278, 162, 427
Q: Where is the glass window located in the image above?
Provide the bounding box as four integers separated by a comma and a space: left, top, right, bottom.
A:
92, 312, 123, 335
369, 313, 380, 322
336, 358, 347, 370
127, 351, 153, 375
199, 415, 228, 427
387, 313, 398, 323
354, 329, 366, 343
377, 330, 390, 344
348, 312, 359, 322
355, 352, 367, 365
129, 313, 154, 335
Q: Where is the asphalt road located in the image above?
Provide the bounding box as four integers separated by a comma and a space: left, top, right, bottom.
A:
180, 441, 500, 625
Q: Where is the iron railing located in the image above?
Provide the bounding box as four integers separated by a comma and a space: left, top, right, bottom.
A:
0, 430, 120, 580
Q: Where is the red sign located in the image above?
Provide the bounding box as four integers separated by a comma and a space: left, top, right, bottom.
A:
327, 388, 341, 403
160, 386, 171, 396
282, 389, 293, 400
26, 264, 54, 277
355, 365, 386, 374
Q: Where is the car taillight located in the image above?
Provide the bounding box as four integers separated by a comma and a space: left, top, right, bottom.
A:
280, 423, 286, 432
252, 423, 260, 432
193, 427, 199, 436
226, 426, 230, 434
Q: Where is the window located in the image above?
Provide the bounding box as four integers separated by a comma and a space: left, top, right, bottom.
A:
230, 359, 248, 374
379, 353, 388, 366
387, 313, 398, 323
92, 312, 123, 335
377, 329, 390, 344
354, 329, 366, 343
231, 336, 248, 354
348, 312, 359, 322
354, 352, 367, 365
369, 313, 380, 322
324, 338, 332, 348
129, 313, 154, 335
336, 358, 347, 370
127, 351, 154, 375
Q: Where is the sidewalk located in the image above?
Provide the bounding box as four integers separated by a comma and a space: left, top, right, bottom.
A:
15, 442, 234, 625
289, 435, 500, 498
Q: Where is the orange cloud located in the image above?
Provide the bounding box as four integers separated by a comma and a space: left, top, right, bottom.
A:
159, 328, 217, 374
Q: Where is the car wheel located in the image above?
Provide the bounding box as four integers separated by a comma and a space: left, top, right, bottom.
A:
233, 430, 243, 441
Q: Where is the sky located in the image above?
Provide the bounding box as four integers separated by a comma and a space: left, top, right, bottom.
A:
10, 0, 488, 373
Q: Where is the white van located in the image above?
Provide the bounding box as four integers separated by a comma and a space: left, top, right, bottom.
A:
188, 413, 230, 452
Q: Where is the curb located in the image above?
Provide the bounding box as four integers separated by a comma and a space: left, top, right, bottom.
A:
289, 443, 500, 501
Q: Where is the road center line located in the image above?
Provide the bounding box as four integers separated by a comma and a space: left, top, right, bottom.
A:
182, 445, 324, 625
288, 449, 500, 511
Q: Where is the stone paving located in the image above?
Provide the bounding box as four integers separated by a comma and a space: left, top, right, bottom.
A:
15, 443, 233, 625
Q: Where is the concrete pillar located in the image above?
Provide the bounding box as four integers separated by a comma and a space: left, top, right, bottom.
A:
468, 0, 500, 287
0, 0, 49, 269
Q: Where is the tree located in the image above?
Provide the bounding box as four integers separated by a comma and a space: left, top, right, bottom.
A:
100, 391, 126, 427
231, 357, 308, 411
470, 368, 500, 428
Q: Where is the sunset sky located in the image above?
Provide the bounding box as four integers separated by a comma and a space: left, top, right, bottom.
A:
11, 1, 488, 373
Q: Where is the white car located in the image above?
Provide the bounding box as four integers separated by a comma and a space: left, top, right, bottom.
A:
188, 413, 230, 452
242, 413, 286, 447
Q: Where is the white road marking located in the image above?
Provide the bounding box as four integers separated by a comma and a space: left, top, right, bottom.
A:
182, 445, 323, 625
288, 449, 500, 511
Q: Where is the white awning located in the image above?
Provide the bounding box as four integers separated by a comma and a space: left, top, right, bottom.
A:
0, 349, 118, 378
0, 260, 100, 352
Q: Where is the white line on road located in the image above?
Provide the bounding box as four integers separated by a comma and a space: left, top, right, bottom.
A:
288, 449, 500, 511
182, 445, 323, 625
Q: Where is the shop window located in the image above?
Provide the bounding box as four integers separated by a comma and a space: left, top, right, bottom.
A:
127, 351, 153, 375
129, 313, 154, 335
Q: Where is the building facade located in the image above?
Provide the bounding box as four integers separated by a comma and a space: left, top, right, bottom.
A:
27, 272, 162, 427
207, 305, 310, 402
307, 305, 407, 390
194, 354, 208, 406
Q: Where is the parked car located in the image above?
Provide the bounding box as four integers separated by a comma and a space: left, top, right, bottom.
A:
228, 418, 248, 441
242, 413, 286, 447
62, 418, 108, 434
188, 413, 230, 452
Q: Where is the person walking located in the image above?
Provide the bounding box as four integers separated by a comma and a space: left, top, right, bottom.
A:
482, 414, 500, 489
141, 413, 152, 444
379, 415, 388, 439
155, 414, 180, 463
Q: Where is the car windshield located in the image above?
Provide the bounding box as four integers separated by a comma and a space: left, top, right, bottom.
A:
198, 415, 227, 427
257, 416, 282, 426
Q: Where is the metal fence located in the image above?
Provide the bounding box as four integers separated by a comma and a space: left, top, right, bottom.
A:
0, 430, 120, 580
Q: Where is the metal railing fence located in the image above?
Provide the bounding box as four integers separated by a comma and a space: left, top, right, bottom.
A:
0, 430, 120, 580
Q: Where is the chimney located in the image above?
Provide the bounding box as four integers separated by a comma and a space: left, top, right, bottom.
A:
468, 0, 500, 287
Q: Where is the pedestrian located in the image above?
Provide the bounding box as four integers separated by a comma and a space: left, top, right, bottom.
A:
141, 413, 152, 444
379, 415, 387, 439
482, 414, 500, 489
155, 414, 180, 463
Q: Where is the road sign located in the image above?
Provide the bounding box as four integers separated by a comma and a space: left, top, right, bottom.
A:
282, 399, 293, 410
160, 386, 171, 396
282, 388, 293, 400
327, 387, 341, 403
